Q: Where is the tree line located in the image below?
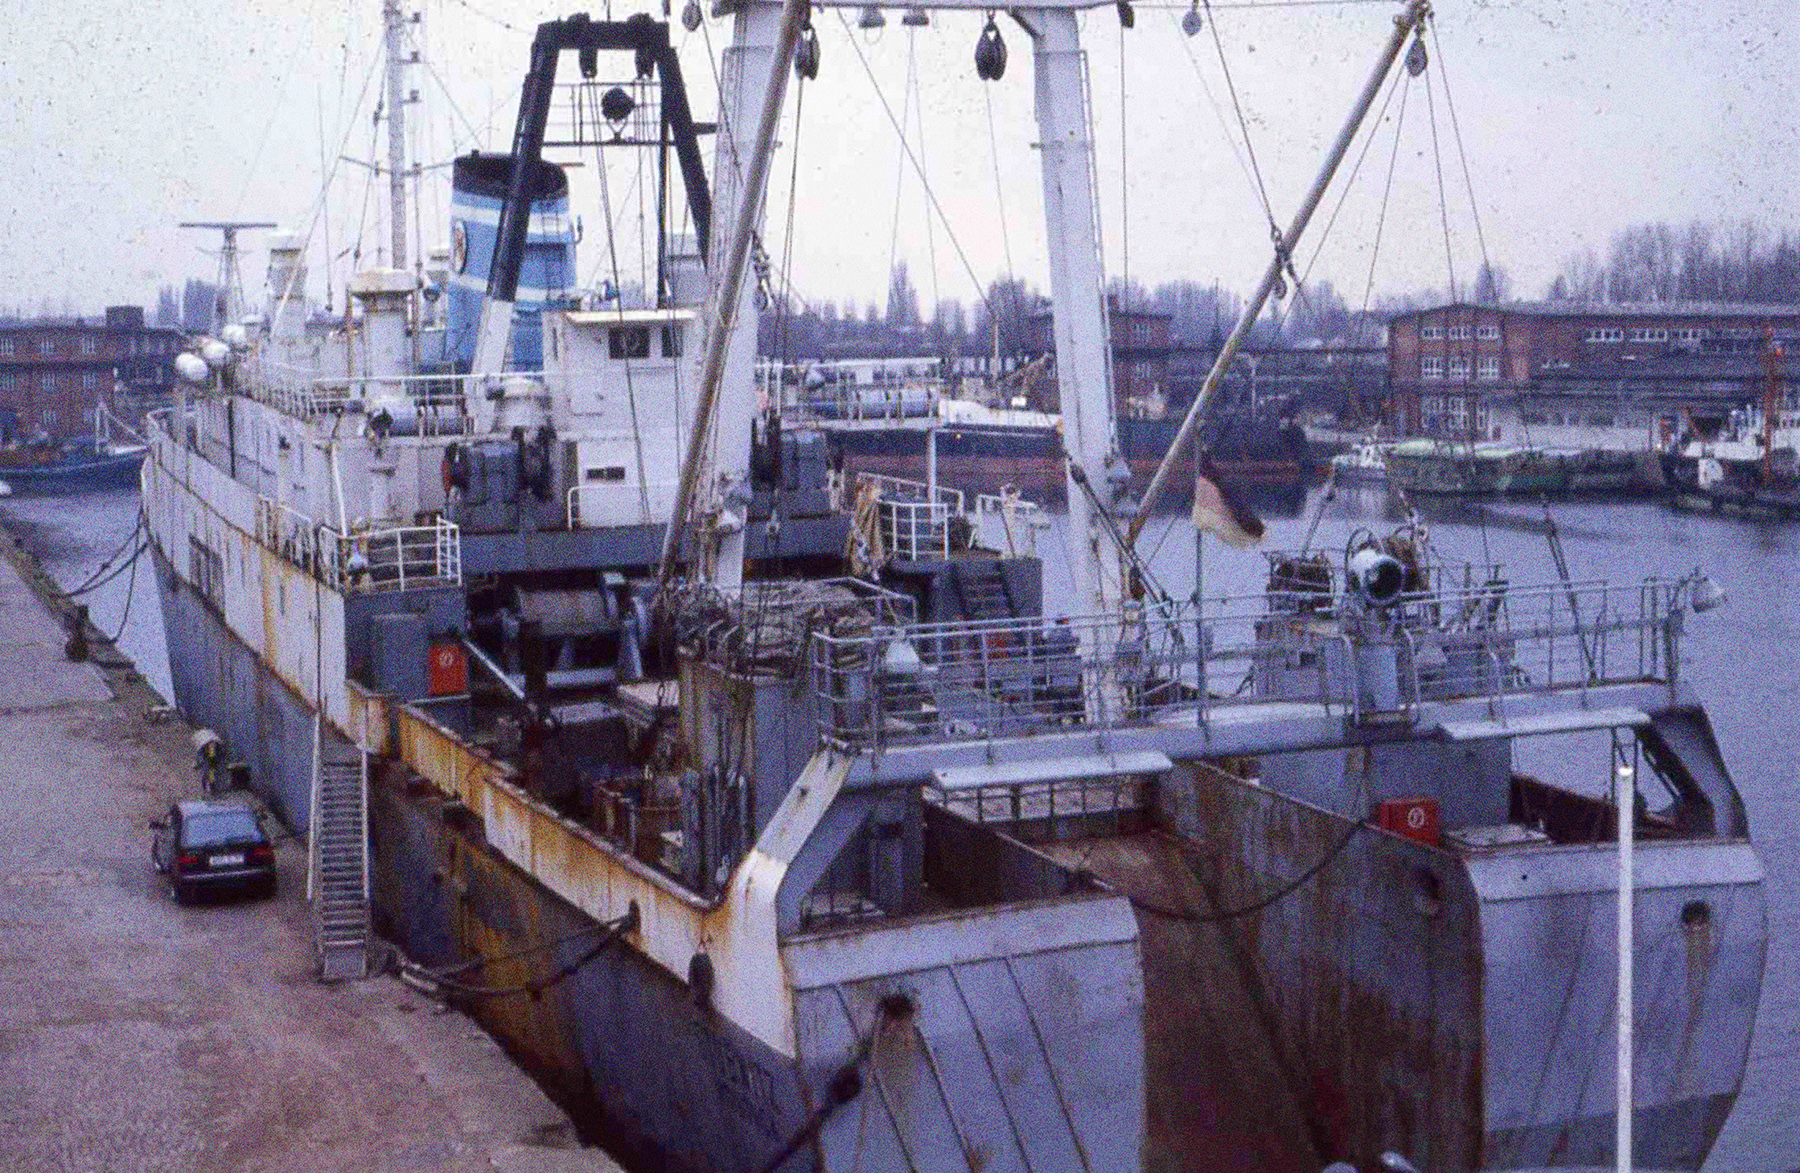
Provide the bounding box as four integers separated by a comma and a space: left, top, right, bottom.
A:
1547, 220, 1800, 305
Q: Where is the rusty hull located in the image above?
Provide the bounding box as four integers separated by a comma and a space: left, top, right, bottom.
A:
1142, 767, 1766, 1172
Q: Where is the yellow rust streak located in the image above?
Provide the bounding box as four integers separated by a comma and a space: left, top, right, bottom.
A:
393, 704, 715, 982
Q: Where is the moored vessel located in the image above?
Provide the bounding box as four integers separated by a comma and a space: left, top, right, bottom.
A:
142, 1, 1768, 1169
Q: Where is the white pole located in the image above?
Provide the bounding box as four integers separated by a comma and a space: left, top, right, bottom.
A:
1616, 761, 1635, 1172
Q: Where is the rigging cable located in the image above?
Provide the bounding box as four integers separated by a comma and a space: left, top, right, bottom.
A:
1200, 0, 1279, 235
1422, 53, 1458, 302
1269, 56, 1407, 347
1357, 67, 1411, 328
1119, 17, 1130, 304
981, 82, 1029, 385
835, 10, 1003, 332
1430, 20, 1493, 282
229, 0, 323, 220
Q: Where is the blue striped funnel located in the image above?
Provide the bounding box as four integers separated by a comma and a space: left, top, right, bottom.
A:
446, 152, 576, 371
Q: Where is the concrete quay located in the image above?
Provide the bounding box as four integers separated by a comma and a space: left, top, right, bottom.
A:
0, 530, 622, 1173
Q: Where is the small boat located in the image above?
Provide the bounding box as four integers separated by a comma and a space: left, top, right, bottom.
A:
1328, 439, 1393, 486
1386, 439, 1572, 496
0, 440, 147, 495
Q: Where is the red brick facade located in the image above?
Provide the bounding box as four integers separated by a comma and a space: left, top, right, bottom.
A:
1388, 301, 1800, 438
0, 310, 180, 439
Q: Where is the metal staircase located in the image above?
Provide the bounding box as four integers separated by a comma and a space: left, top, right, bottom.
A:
952, 561, 1018, 622
308, 726, 372, 982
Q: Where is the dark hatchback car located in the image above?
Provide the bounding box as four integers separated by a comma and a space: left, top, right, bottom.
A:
151, 799, 277, 903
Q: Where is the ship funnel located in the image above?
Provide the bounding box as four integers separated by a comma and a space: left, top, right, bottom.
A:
265, 231, 308, 340
1347, 547, 1406, 607
448, 153, 574, 370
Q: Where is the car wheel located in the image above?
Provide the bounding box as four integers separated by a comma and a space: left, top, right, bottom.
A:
171, 879, 190, 906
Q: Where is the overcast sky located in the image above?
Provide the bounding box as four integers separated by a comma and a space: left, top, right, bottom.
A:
2, 0, 1795, 320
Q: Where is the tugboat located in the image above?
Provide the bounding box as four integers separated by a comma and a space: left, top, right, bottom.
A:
1663, 338, 1800, 518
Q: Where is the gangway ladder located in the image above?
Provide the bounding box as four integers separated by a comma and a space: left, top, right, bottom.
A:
308, 731, 373, 982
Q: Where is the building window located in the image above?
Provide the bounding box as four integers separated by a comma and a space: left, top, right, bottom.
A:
1627, 328, 1669, 343
1584, 327, 1624, 343
609, 327, 650, 359
82, 371, 99, 393
1447, 356, 1471, 379
1477, 357, 1500, 381
1447, 325, 1471, 341
1419, 325, 1444, 341
38, 338, 54, 356
0, 338, 13, 357
1673, 328, 1706, 343
1476, 324, 1501, 340
1420, 356, 1444, 380
0, 373, 13, 392
80, 336, 97, 355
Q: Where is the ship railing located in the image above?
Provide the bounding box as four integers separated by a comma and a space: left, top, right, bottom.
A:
852, 473, 964, 562
254, 497, 331, 576
318, 518, 463, 592
254, 496, 461, 591
810, 578, 1691, 749
565, 479, 682, 529
778, 379, 950, 424
245, 359, 474, 435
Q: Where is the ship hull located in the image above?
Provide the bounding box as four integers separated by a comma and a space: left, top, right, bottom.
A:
1172, 768, 1761, 1172
828, 416, 1314, 502
150, 542, 823, 1169
0, 448, 146, 495
1662, 452, 1800, 519
151, 543, 317, 831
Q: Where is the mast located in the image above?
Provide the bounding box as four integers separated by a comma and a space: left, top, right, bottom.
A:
178, 221, 278, 331
1016, 5, 1124, 621
382, 0, 409, 273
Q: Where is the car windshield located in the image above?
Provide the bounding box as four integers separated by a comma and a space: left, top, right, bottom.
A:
184, 811, 262, 848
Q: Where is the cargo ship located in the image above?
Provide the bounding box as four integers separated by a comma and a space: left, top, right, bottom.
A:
144, 3, 1765, 1170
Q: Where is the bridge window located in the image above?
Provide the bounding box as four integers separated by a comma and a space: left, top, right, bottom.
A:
609, 327, 650, 360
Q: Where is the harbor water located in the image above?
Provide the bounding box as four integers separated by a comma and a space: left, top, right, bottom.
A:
5, 485, 1793, 1170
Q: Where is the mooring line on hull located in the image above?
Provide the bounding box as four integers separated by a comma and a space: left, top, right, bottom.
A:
1126, 816, 1369, 923
56, 510, 148, 598
396, 905, 639, 1001
753, 992, 914, 1173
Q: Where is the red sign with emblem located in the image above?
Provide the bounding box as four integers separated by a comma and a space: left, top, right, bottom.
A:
1375, 797, 1440, 846
427, 641, 469, 696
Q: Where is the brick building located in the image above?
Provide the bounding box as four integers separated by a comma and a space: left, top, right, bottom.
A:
0, 306, 181, 441
1386, 301, 1800, 447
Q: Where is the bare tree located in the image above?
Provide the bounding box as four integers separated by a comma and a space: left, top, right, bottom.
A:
1472, 262, 1512, 305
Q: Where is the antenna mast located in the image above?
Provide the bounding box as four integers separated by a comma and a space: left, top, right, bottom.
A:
382, 0, 411, 272
178, 221, 278, 331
